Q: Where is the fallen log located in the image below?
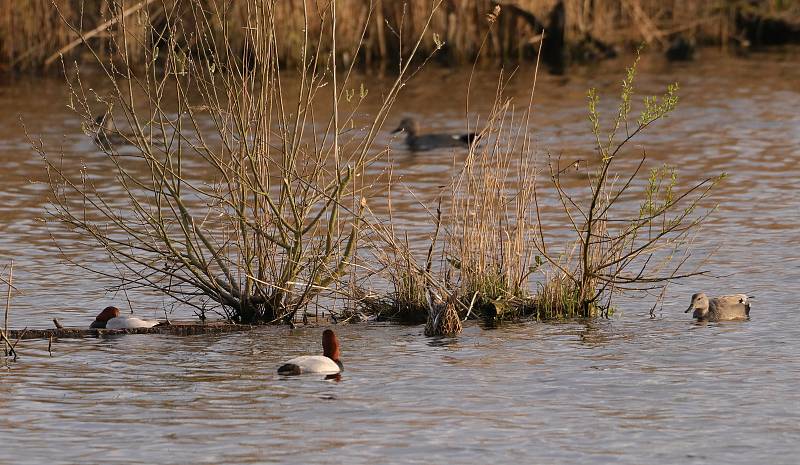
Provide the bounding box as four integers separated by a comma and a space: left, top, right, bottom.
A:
6, 321, 257, 340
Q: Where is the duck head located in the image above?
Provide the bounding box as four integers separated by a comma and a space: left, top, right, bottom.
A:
685, 293, 709, 319
94, 113, 114, 131
90, 306, 120, 329
392, 118, 419, 137
322, 329, 340, 363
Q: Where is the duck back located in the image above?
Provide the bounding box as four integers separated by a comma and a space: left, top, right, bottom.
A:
278, 355, 342, 375
106, 316, 160, 329
708, 294, 750, 321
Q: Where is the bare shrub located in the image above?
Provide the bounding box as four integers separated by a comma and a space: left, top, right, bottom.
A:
34, 0, 445, 323
532, 52, 722, 317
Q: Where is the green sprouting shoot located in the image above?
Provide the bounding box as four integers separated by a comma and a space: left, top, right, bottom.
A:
639, 83, 679, 127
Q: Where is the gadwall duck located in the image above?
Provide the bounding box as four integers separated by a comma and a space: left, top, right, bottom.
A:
93, 114, 137, 149
685, 293, 751, 321
392, 117, 476, 151
93, 114, 115, 149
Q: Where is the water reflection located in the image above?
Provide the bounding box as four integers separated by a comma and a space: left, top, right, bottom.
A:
0, 48, 799, 464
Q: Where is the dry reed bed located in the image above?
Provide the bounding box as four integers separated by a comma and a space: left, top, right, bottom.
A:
2, 0, 798, 73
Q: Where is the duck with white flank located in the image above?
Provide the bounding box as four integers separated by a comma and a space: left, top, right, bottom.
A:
89, 306, 161, 329
278, 329, 343, 375
392, 117, 477, 151
685, 293, 751, 321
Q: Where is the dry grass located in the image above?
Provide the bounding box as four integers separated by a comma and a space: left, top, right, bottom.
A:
2, 0, 798, 72
0, 0, 77, 71
445, 71, 539, 320
1, 260, 19, 359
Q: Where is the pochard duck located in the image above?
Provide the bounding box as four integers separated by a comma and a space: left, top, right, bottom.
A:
392, 117, 477, 151
685, 293, 751, 321
278, 329, 343, 375
89, 306, 160, 329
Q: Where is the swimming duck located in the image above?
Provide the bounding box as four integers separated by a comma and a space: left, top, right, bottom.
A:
93, 114, 137, 149
89, 306, 161, 329
685, 293, 751, 321
277, 329, 343, 375
93, 114, 115, 149
392, 117, 477, 151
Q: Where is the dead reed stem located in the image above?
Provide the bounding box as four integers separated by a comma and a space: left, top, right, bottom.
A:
0, 331, 16, 359
2, 260, 11, 357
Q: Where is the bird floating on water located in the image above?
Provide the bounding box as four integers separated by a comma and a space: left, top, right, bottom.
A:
277, 329, 343, 375
89, 306, 161, 329
685, 293, 751, 321
93, 113, 140, 150
392, 117, 477, 151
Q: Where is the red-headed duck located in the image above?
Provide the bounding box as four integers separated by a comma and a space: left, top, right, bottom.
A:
278, 329, 343, 375
89, 306, 160, 329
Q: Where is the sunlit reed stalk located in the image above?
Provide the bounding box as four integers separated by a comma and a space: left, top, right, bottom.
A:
1, 261, 15, 358
3, 260, 10, 334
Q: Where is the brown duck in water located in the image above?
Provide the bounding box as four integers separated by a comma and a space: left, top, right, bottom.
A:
685, 292, 751, 321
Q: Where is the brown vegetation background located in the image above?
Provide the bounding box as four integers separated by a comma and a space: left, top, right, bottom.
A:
0, 1, 798, 72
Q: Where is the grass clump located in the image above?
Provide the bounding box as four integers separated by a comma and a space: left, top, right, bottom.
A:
530, 271, 584, 320
390, 267, 430, 323
442, 70, 541, 323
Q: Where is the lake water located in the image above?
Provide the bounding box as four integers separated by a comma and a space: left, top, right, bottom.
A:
1, 48, 799, 463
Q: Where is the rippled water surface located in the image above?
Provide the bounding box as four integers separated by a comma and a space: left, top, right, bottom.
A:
1, 48, 799, 464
